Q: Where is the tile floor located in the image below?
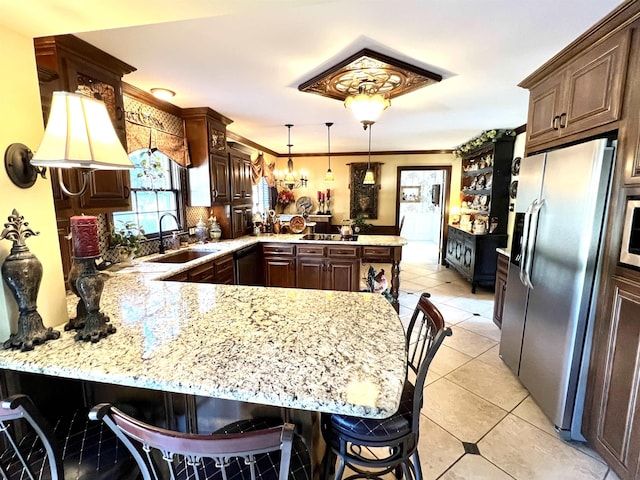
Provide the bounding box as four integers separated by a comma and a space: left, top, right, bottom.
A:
397, 241, 619, 480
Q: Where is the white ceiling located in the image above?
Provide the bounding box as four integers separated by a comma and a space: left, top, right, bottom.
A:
2, 0, 625, 154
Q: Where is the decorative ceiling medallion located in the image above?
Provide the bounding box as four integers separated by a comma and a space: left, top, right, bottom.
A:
298, 48, 442, 101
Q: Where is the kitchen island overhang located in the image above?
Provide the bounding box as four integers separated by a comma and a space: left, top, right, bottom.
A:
0, 274, 407, 420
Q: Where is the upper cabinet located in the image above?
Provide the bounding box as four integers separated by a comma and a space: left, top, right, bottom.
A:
34, 35, 136, 214
521, 28, 631, 153
183, 107, 233, 207
228, 143, 253, 204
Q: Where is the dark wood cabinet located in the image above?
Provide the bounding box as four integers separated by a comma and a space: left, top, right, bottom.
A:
34, 35, 135, 215
162, 253, 234, 284
296, 245, 360, 292
231, 205, 252, 238
263, 244, 296, 288
446, 226, 507, 293
493, 251, 509, 328
229, 149, 252, 204
184, 108, 233, 207
586, 276, 640, 479
522, 28, 631, 152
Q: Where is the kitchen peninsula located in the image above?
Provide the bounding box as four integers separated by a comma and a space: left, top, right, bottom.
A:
0, 234, 408, 424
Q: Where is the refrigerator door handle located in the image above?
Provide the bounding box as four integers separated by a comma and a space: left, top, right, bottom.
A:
519, 200, 537, 286
525, 198, 545, 289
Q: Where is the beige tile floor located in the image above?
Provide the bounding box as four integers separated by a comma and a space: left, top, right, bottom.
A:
398, 241, 620, 480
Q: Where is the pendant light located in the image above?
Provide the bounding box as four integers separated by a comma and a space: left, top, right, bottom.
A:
324, 122, 335, 183
363, 121, 375, 185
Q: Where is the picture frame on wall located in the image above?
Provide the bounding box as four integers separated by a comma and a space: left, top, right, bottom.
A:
349, 163, 381, 219
401, 186, 421, 203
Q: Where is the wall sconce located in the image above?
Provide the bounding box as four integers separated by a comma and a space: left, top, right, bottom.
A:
4, 91, 134, 196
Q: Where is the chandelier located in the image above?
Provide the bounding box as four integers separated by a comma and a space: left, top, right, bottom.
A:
276, 124, 308, 189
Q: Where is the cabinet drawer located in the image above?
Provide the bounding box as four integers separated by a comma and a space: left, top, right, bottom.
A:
214, 254, 234, 274
188, 262, 215, 283
362, 246, 392, 260
262, 243, 295, 256
297, 245, 325, 256
163, 270, 189, 282
327, 245, 359, 258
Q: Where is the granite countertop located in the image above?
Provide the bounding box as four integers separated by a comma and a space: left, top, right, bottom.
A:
0, 235, 408, 419
115, 234, 407, 281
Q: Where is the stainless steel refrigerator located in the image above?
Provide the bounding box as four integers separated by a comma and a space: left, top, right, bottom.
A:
499, 137, 615, 440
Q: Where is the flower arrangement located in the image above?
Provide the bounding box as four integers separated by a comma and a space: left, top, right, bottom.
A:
277, 188, 295, 207
110, 220, 146, 256
453, 129, 516, 157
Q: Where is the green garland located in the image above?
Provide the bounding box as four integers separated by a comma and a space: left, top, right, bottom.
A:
454, 129, 516, 157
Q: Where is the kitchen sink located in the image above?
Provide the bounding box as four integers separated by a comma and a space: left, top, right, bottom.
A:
148, 250, 215, 264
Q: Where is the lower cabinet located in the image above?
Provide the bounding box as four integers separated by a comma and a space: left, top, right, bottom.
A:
163, 253, 234, 284
586, 275, 640, 479
263, 243, 296, 288
445, 225, 507, 293
493, 251, 509, 328
296, 245, 360, 292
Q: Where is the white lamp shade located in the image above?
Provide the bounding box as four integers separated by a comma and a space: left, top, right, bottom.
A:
30, 91, 134, 170
325, 169, 335, 182
345, 93, 390, 124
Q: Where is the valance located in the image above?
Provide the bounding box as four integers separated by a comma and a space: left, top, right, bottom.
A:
125, 121, 190, 167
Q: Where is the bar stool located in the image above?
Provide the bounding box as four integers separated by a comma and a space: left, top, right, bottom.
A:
321, 293, 452, 480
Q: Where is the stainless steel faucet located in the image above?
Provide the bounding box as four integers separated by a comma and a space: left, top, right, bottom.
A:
158, 213, 180, 254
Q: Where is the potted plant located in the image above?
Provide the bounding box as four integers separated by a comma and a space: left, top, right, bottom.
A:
110, 220, 146, 265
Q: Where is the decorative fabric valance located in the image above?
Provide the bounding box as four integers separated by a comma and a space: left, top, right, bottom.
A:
251, 153, 276, 187
125, 122, 190, 167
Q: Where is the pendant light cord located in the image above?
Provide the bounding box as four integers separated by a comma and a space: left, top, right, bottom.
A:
367, 123, 372, 168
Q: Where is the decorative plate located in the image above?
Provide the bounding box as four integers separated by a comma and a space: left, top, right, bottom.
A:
512, 157, 521, 176
289, 215, 306, 234
296, 196, 314, 214
509, 180, 519, 199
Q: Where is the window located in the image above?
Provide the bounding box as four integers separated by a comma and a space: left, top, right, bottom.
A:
252, 177, 271, 213
112, 149, 181, 236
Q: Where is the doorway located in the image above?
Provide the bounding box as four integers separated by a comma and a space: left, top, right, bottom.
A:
396, 166, 451, 264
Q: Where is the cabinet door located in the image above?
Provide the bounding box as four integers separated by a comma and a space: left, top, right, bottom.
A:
264, 256, 296, 287
587, 276, 640, 479
230, 154, 244, 202
526, 73, 564, 147
77, 170, 131, 211
231, 206, 251, 238
241, 158, 253, 201
297, 257, 325, 289
211, 154, 230, 204
562, 29, 630, 138
326, 259, 360, 292
187, 262, 215, 283
214, 254, 235, 285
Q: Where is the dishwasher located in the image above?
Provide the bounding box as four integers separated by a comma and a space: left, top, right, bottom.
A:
234, 244, 263, 285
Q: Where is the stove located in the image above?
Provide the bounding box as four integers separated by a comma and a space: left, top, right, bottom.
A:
300, 233, 359, 241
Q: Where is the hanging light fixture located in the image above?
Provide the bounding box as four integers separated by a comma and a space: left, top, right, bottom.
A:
278, 124, 308, 189
345, 80, 390, 129
324, 122, 335, 183
363, 121, 375, 185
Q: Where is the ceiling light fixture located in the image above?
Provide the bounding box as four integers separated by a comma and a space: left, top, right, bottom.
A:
5, 91, 133, 195
150, 88, 176, 101
344, 80, 390, 128
324, 122, 335, 183
363, 121, 375, 185
277, 124, 308, 189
